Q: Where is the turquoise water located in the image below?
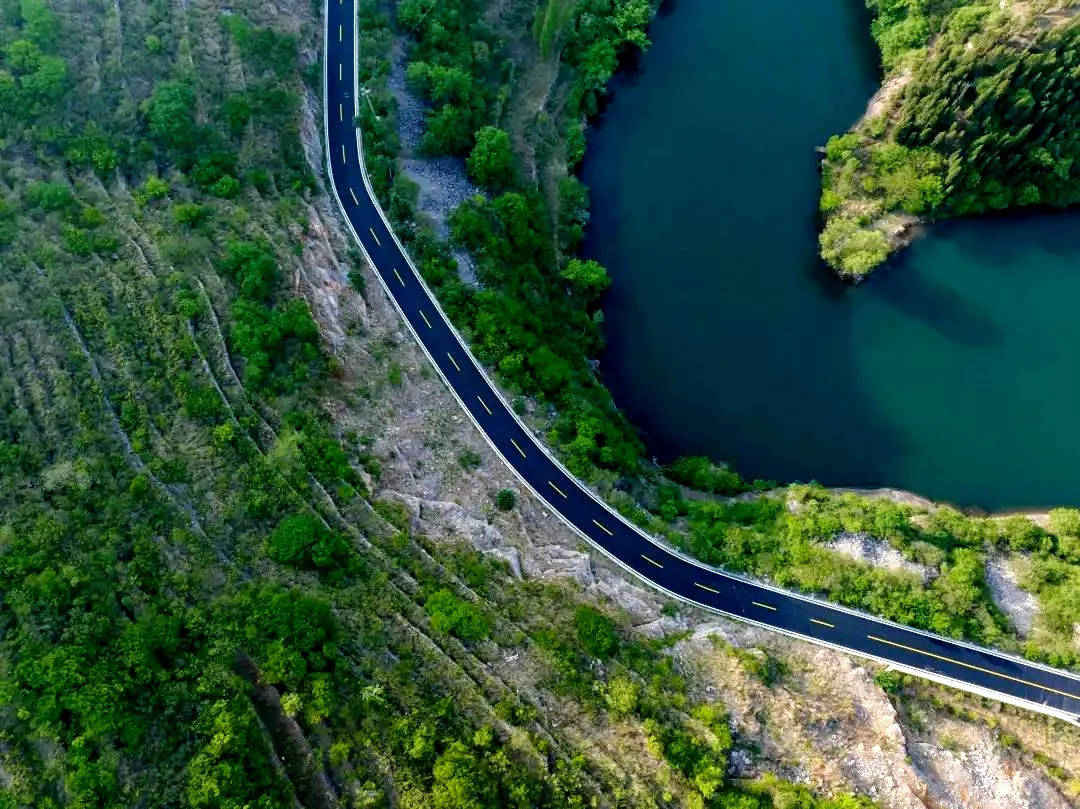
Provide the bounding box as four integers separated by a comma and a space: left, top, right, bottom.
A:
583, 0, 1080, 509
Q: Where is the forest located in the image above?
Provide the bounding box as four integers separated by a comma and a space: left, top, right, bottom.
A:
819, 0, 1080, 276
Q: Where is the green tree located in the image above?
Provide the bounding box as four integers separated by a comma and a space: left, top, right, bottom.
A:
560, 257, 610, 298
266, 514, 351, 570
431, 741, 497, 809
147, 80, 198, 156
466, 126, 515, 189
819, 217, 890, 277
20, 0, 59, 50
604, 676, 638, 716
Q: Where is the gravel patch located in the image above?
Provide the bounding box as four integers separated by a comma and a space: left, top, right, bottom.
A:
388, 39, 480, 257
984, 555, 1038, 637
399, 156, 479, 235
388, 39, 425, 153
824, 532, 931, 582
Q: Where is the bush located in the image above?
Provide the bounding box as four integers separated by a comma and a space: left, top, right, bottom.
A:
495, 488, 516, 511
425, 588, 492, 640
575, 606, 618, 658
267, 514, 352, 570
173, 203, 210, 228
873, 669, 907, 694
665, 455, 746, 495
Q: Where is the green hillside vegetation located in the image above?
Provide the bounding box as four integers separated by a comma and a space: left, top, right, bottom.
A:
0, 0, 889, 806
819, 0, 1080, 278
361, 0, 668, 483
638, 483, 1080, 670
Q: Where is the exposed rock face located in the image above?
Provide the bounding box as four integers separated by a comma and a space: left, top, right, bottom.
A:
985, 555, 1039, 637
825, 531, 932, 582
908, 727, 1074, 809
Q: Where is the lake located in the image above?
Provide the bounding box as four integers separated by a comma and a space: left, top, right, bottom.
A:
583, 0, 1080, 510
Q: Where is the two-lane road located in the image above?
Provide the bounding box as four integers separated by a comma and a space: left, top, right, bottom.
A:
323, 0, 1080, 724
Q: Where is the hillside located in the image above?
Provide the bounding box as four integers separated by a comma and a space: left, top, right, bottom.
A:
818, 0, 1080, 278
3, 0, 1080, 807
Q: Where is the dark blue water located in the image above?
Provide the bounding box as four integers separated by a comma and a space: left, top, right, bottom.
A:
583, 0, 1080, 509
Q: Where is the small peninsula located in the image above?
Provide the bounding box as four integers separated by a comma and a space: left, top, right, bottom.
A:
819, 0, 1080, 279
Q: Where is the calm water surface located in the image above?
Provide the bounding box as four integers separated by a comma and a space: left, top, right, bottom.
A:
583, 0, 1080, 509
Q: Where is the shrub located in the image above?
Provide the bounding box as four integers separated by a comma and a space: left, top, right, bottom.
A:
495, 488, 516, 511
575, 606, 618, 658
267, 513, 352, 570
425, 588, 492, 640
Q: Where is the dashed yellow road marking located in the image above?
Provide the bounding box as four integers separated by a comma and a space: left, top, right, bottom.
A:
446, 353, 461, 372
510, 438, 526, 458
349, 187, 359, 205
393, 268, 405, 287
811, 618, 835, 629
695, 582, 720, 594
752, 601, 777, 611
369, 227, 381, 246
419, 310, 432, 329
338, 62, 342, 81
867, 635, 1080, 702
338, 24, 343, 41
641, 554, 663, 569
548, 480, 567, 498
592, 519, 613, 536
477, 395, 493, 416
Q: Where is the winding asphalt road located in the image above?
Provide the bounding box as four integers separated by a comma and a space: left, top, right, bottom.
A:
322, 0, 1080, 724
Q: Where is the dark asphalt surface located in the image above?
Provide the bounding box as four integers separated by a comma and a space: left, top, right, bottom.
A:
324, 0, 1080, 721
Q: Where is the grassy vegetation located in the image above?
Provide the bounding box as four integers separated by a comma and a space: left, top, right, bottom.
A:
819, 0, 1080, 277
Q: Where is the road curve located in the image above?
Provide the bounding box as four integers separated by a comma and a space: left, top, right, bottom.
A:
322, 0, 1080, 724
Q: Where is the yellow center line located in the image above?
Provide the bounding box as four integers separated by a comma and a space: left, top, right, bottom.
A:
641, 554, 663, 569
349, 188, 359, 205
393, 268, 405, 286
446, 353, 461, 372
419, 310, 432, 329
510, 438, 526, 458
867, 635, 1080, 702
548, 480, 567, 498
477, 395, 493, 415
338, 24, 343, 41
752, 601, 777, 611
695, 582, 720, 594
369, 227, 381, 246
811, 618, 835, 629
592, 519, 613, 536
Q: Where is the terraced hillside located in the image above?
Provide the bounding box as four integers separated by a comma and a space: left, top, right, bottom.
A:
3, 1, 1080, 807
